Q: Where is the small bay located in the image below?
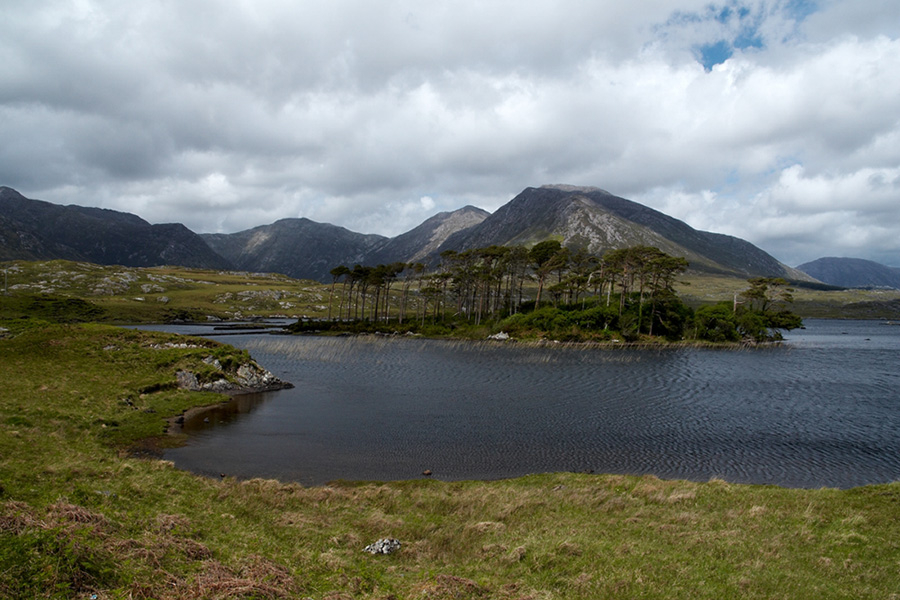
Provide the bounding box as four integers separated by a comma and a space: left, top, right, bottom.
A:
141, 319, 900, 488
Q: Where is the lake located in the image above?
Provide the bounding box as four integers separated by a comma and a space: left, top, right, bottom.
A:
141, 319, 900, 488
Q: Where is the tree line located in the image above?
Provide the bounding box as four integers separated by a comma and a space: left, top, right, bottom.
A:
305, 242, 801, 343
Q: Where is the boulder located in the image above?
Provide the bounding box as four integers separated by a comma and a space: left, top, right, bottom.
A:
363, 538, 401, 555
175, 370, 201, 391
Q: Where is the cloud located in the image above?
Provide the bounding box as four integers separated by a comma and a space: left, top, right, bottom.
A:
1, 0, 898, 266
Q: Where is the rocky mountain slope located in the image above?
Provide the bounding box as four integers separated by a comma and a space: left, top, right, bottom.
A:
0, 187, 232, 269
436, 185, 812, 280
797, 257, 900, 289
364, 206, 490, 266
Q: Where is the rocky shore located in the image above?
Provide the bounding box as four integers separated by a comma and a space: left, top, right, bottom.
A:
168, 356, 293, 431
175, 356, 292, 395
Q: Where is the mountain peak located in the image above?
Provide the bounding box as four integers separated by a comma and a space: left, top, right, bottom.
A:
540, 184, 611, 195
364, 205, 490, 266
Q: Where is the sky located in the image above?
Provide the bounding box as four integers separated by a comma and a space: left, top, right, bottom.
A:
1, 0, 899, 268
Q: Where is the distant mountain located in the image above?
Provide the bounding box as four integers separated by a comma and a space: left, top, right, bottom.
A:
434, 185, 812, 280
0, 187, 232, 269
796, 257, 900, 289
201, 218, 387, 282
364, 206, 490, 266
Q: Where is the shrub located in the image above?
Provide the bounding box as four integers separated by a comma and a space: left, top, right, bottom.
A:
693, 303, 739, 342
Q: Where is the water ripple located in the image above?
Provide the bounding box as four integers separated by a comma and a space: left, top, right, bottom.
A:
163, 320, 900, 488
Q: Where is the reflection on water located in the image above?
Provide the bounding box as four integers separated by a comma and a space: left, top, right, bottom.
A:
174, 393, 271, 433
155, 320, 900, 488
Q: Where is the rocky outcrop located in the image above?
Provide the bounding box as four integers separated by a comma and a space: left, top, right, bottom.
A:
176, 356, 292, 395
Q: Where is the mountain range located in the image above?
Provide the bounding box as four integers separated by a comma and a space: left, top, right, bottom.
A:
0, 186, 230, 269
0, 183, 855, 285
796, 257, 900, 289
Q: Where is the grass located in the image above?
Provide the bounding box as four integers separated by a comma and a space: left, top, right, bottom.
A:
675, 274, 900, 318
2, 318, 900, 598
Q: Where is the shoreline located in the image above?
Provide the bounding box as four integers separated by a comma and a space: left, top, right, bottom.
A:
166, 380, 292, 434
126, 381, 293, 460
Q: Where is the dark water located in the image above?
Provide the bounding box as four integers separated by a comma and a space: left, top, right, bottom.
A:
146, 320, 900, 488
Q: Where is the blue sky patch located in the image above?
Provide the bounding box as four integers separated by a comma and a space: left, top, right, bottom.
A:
683, 0, 820, 70
698, 40, 734, 69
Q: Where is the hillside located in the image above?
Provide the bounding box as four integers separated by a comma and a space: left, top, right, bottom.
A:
0, 187, 232, 269
796, 257, 900, 289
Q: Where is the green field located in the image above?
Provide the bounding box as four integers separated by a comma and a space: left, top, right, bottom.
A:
2, 261, 900, 598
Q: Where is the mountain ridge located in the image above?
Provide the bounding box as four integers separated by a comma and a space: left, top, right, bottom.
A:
797, 257, 900, 289
0, 186, 231, 269
1, 185, 816, 283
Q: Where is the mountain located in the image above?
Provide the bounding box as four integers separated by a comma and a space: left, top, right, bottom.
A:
0, 187, 232, 269
796, 257, 900, 289
364, 206, 490, 266
434, 185, 812, 280
201, 218, 388, 282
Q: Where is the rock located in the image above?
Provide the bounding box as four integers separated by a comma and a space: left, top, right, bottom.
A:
235, 363, 282, 389
488, 331, 510, 341
422, 469, 432, 476
203, 356, 223, 370
201, 378, 233, 393
176, 370, 201, 391
363, 538, 401, 555
176, 360, 291, 394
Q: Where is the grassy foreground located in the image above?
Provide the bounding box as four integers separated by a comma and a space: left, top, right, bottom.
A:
2, 321, 899, 599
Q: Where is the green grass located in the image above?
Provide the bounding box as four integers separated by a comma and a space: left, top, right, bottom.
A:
2, 320, 900, 598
